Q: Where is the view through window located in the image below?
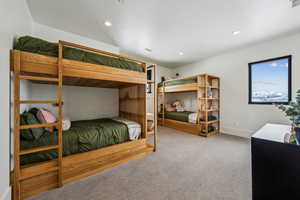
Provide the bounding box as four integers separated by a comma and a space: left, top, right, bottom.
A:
248, 56, 291, 104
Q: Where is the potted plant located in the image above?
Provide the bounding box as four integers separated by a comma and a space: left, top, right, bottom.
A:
275, 89, 300, 143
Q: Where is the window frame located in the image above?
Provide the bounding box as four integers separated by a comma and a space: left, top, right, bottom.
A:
248, 55, 292, 105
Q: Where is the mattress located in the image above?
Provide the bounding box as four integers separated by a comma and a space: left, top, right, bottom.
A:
159, 111, 194, 122
20, 118, 139, 165
158, 77, 197, 88
15, 36, 144, 72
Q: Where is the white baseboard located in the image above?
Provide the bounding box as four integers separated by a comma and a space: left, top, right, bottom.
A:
0, 187, 11, 200
221, 126, 254, 139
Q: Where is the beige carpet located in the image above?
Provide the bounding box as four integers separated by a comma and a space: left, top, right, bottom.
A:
28, 127, 252, 200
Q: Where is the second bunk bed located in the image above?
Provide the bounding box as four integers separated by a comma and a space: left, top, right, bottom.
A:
158, 74, 220, 137
11, 36, 157, 200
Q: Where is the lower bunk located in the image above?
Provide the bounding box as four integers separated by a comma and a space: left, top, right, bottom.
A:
14, 116, 153, 199
158, 111, 219, 136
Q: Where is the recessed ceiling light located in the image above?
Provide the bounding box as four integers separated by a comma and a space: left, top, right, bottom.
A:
232, 30, 241, 35
179, 52, 184, 56
145, 48, 152, 52
104, 20, 112, 27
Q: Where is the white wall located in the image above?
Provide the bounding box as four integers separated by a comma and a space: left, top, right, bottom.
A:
174, 34, 300, 138
0, 0, 33, 199
156, 65, 174, 84
29, 23, 121, 121
30, 84, 119, 121
165, 92, 198, 112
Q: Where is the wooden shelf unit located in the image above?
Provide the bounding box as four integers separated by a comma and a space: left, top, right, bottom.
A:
198, 74, 220, 136
158, 74, 220, 137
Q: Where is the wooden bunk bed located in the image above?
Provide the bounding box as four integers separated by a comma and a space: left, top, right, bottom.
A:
10, 37, 157, 200
158, 74, 220, 137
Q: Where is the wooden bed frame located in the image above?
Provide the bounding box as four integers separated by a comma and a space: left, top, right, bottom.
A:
158, 74, 220, 137
11, 40, 156, 200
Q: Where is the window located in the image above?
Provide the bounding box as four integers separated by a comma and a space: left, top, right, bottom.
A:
248, 55, 292, 104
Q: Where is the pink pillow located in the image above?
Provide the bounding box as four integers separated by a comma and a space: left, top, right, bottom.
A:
37, 108, 57, 132
165, 104, 176, 112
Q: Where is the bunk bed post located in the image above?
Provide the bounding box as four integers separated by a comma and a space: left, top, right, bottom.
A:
57, 41, 64, 187
162, 83, 165, 126
196, 75, 201, 135
13, 50, 21, 200
153, 64, 157, 152
142, 63, 147, 139
218, 77, 220, 135
205, 74, 209, 134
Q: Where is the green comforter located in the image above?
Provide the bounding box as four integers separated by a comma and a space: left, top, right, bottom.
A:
15, 36, 144, 72
158, 77, 197, 87
20, 118, 130, 165
159, 111, 193, 122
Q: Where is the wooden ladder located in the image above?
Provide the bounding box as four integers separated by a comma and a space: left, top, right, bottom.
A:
13, 43, 64, 200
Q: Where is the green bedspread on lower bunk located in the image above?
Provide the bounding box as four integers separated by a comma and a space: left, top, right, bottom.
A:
158, 77, 197, 87
15, 36, 144, 72
20, 118, 130, 165
159, 111, 193, 122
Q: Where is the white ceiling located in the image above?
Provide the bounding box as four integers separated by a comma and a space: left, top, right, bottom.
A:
27, 0, 300, 67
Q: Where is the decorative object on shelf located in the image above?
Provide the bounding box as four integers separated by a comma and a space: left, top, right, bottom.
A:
201, 125, 215, 133
208, 115, 217, 121
147, 68, 152, 80
176, 73, 179, 78
147, 69, 152, 93
147, 120, 154, 131
212, 78, 218, 88
147, 83, 152, 93
173, 100, 185, 112
160, 104, 164, 112
207, 86, 213, 98
275, 89, 300, 143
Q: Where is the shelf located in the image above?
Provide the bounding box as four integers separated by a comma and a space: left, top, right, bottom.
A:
199, 129, 220, 137
147, 130, 154, 135
199, 86, 219, 89
147, 80, 155, 83
199, 109, 218, 112
199, 98, 218, 100
199, 120, 219, 124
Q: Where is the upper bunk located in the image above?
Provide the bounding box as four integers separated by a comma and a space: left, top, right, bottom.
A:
158, 75, 198, 93
10, 36, 147, 88
157, 74, 220, 93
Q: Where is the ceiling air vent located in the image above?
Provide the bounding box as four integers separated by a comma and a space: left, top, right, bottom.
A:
290, 0, 300, 7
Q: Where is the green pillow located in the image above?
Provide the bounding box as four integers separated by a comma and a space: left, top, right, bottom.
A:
29, 107, 39, 116
20, 113, 34, 140
21, 111, 44, 140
